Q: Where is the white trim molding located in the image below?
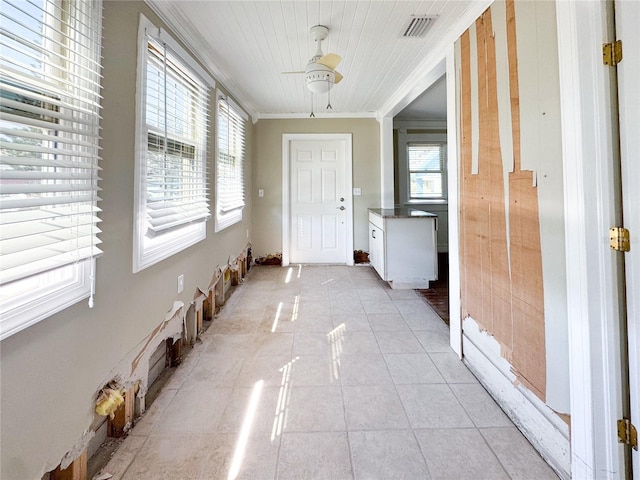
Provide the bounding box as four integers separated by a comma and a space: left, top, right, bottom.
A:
259, 112, 377, 120
379, 117, 395, 208
556, 1, 628, 478
446, 44, 462, 357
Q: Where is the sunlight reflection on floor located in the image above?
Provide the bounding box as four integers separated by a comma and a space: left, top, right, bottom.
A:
228, 379, 264, 480
328, 323, 345, 381
271, 357, 297, 442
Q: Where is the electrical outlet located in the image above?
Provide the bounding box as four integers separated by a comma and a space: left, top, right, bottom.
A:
177, 274, 184, 294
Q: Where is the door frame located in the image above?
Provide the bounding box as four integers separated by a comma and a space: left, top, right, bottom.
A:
282, 133, 354, 267
617, 1, 640, 477
555, 1, 628, 477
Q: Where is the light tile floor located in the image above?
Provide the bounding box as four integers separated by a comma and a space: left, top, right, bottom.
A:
103, 265, 559, 480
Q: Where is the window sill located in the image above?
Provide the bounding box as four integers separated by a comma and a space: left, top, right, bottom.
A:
0, 260, 93, 341
215, 208, 243, 233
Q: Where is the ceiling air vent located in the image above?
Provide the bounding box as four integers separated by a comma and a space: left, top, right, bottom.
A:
402, 15, 437, 38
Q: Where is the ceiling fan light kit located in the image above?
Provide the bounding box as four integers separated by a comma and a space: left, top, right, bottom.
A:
282, 25, 343, 113
304, 64, 335, 94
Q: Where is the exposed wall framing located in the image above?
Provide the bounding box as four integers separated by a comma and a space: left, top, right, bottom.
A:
50, 450, 86, 480
49, 244, 252, 479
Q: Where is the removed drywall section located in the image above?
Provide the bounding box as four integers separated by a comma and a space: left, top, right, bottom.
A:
147, 341, 167, 388
457, 0, 568, 411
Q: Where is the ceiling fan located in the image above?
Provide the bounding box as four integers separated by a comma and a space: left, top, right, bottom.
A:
283, 25, 343, 97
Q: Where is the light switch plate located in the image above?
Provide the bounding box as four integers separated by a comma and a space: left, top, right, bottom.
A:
177, 274, 184, 293
353, 187, 362, 196
258, 189, 264, 197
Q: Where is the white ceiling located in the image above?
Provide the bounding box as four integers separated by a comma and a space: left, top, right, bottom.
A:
147, 1, 481, 120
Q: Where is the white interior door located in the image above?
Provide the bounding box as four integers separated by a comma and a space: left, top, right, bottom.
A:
617, 0, 640, 475
283, 135, 353, 265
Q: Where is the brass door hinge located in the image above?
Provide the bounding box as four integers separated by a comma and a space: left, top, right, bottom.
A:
617, 418, 638, 451
610, 227, 630, 252
603, 40, 623, 66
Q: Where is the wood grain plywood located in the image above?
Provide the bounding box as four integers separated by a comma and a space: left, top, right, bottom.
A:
483, 10, 513, 350
475, 14, 494, 334
458, 0, 546, 402
506, 0, 521, 171
459, 29, 473, 320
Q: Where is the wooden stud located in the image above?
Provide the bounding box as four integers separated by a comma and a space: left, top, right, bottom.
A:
196, 307, 203, 335
241, 258, 247, 278
107, 386, 134, 438
51, 450, 87, 480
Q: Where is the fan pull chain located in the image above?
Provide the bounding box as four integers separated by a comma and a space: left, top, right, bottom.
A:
326, 77, 332, 110
310, 92, 315, 117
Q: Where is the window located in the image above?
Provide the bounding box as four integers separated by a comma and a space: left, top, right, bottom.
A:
407, 142, 446, 200
133, 16, 214, 272
0, 0, 103, 339
215, 94, 247, 232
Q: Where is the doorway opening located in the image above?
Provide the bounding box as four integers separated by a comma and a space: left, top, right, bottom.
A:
391, 74, 449, 325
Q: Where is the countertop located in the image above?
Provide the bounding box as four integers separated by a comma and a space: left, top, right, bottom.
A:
369, 207, 437, 218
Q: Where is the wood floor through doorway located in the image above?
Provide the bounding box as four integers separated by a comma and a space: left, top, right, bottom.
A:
416, 252, 449, 325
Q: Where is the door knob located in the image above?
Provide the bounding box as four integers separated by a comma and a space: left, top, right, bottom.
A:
337, 206, 345, 210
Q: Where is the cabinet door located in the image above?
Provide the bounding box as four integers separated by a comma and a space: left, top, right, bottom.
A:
369, 222, 385, 279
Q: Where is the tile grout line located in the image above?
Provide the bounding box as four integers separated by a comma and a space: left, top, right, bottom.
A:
373, 287, 437, 480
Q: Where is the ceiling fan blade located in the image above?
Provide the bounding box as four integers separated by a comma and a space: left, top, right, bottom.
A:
333, 71, 344, 84
316, 53, 341, 70
281, 71, 305, 74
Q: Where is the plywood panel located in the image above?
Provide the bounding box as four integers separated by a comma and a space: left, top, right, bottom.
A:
506, 0, 546, 400
458, 0, 547, 401
459, 29, 471, 319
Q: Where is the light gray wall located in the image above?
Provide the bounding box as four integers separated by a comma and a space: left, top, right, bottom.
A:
252, 118, 381, 258
0, 3, 253, 479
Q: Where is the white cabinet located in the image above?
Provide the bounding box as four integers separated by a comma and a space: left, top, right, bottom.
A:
368, 208, 438, 289
369, 221, 385, 279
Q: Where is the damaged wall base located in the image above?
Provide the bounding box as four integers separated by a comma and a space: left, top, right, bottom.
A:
462, 317, 570, 479
42, 244, 252, 480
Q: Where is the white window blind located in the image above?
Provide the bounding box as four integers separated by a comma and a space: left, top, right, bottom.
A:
215, 94, 246, 231
144, 37, 209, 233
407, 143, 445, 200
0, 1, 103, 286
133, 17, 211, 272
